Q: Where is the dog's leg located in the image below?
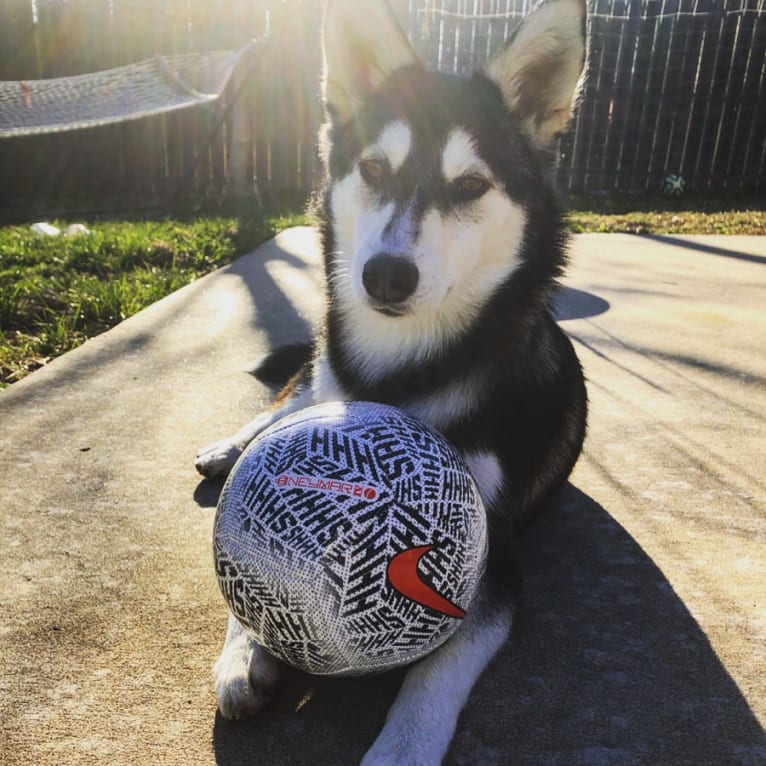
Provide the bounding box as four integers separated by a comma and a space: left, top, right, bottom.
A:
195, 386, 313, 479
360, 594, 513, 766
213, 613, 281, 719
195, 410, 279, 479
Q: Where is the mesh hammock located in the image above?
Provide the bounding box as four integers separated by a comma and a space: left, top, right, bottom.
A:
0, 41, 257, 139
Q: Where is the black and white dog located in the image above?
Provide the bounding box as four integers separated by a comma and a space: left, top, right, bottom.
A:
197, 0, 588, 762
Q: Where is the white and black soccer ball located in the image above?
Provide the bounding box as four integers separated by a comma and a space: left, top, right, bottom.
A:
662, 174, 685, 195
213, 401, 487, 676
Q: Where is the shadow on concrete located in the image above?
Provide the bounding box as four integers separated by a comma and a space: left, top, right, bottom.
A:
209, 484, 766, 766
225, 243, 316, 355
637, 234, 766, 266
554, 287, 610, 321
5, 233, 319, 415
195, 478, 226, 509
569, 331, 671, 394
628, 344, 766, 390
576, 317, 766, 415
0, 330, 154, 411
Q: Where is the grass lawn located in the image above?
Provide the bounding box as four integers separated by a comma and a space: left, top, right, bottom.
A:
1, 194, 763, 387
566, 193, 766, 235
0, 212, 305, 387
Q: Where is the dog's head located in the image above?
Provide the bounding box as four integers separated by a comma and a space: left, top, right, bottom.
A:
319, 0, 587, 359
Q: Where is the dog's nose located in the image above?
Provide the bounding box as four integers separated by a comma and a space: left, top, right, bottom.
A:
362, 254, 419, 305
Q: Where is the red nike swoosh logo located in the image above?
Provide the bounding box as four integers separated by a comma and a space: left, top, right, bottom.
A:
387, 545, 466, 619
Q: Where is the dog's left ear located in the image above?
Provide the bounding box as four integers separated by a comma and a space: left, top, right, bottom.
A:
322, 0, 419, 124
486, 0, 587, 154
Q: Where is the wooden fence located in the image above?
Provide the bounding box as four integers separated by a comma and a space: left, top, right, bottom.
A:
0, 0, 325, 219
406, 0, 766, 194
0, 0, 763, 219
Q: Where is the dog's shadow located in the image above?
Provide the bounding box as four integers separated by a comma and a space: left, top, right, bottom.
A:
554, 287, 610, 321
210, 484, 765, 766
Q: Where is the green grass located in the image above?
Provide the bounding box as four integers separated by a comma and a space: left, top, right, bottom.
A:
0, 212, 306, 387
565, 193, 766, 234
1, 194, 763, 388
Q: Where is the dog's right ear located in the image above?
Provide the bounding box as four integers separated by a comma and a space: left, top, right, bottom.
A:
486, 0, 587, 155
322, 0, 418, 124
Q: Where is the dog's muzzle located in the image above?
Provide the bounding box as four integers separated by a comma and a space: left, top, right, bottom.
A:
362, 253, 419, 314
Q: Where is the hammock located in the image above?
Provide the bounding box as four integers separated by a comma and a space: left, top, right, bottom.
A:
0, 41, 258, 139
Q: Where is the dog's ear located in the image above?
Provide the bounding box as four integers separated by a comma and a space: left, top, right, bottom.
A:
486, 0, 587, 154
322, 0, 418, 124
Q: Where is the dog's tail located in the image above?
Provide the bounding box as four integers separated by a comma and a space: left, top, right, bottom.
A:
248, 342, 313, 388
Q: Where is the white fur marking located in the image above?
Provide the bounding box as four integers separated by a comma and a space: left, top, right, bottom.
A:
360, 602, 512, 765
441, 128, 491, 183
329, 163, 528, 383
405, 376, 486, 431
464, 451, 505, 508
312, 355, 348, 403
195, 386, 315, 478
213, 614, 280, 719
329, 114, 528, 385
366, 120, 412, 174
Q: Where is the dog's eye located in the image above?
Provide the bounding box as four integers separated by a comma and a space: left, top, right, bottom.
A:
359, 158, 389, 187
451, 175, 491, 202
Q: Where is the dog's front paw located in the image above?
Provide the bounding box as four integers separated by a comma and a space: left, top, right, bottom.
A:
195, 439, 243, 479
213, 642, 280, 720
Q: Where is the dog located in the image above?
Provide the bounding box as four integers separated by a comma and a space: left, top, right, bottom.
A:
196, 0, 588, 762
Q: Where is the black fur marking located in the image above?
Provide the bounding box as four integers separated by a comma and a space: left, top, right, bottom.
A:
311, 37, 588, 612
318, 63, 587, 533
250, 343, 313, 388
329, 67, 541, 214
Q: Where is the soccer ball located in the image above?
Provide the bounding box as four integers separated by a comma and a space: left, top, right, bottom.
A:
662, 174, 685, 195
213, 401, 487, 676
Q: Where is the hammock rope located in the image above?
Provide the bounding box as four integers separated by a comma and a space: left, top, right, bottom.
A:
0, 39, 261, 139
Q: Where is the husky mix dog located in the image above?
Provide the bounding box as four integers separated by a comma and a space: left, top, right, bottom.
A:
196, 0, 588, 762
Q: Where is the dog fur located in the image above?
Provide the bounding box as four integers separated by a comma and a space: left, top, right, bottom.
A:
197, 1, 588, 762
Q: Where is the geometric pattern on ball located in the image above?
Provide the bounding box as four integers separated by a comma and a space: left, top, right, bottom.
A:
213, 401, 488, 676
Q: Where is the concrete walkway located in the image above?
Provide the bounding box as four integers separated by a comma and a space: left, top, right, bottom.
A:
1, 229, 764, 765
